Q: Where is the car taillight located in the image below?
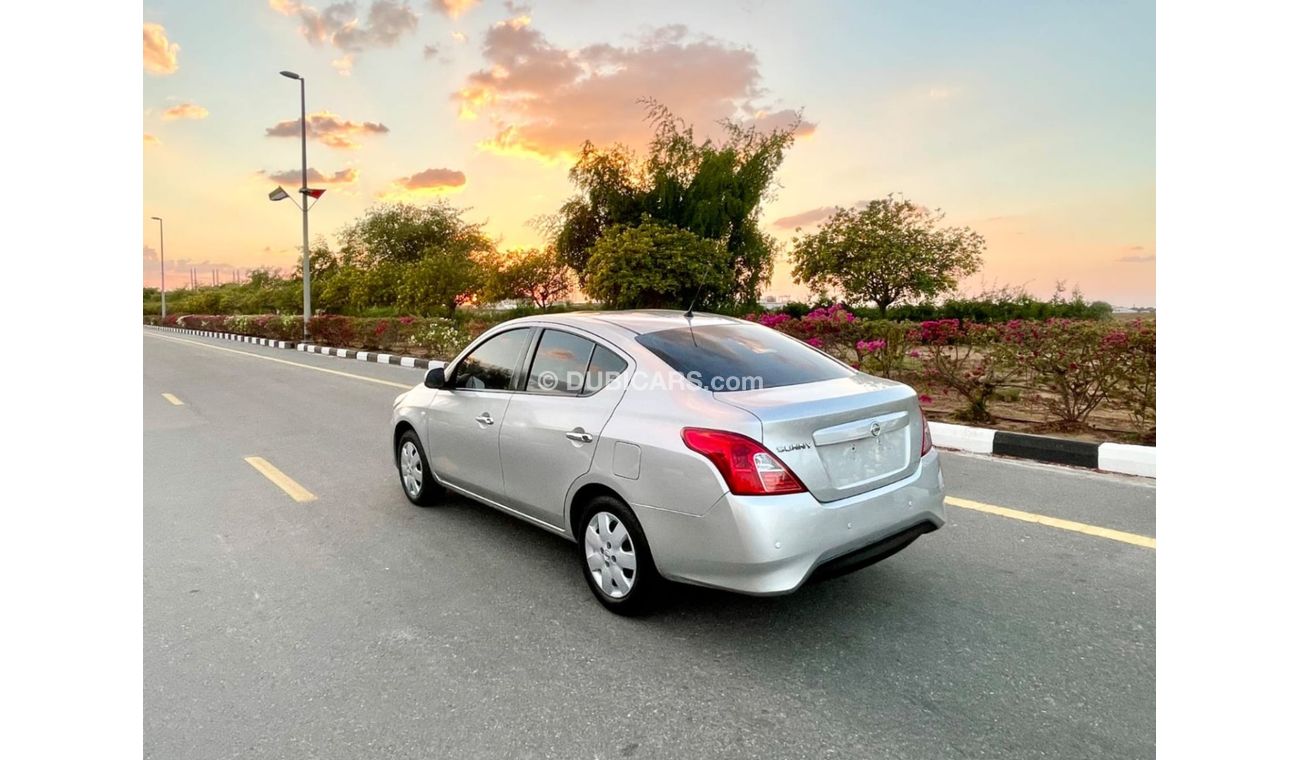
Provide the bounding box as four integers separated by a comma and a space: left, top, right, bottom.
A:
681, 428, 807, 496
920, 410, 933, 456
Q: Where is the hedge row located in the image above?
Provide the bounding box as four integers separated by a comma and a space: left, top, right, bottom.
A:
747, 305, 1155, 438
146, 313, 474, 360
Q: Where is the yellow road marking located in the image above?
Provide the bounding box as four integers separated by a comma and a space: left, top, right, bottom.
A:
144, 331, 410, 389
244, 457, 318, 503
945, 496, 1156, 549
161, 393, 184, 406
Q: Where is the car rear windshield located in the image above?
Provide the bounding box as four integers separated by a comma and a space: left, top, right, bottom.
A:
635, 322, 856, 391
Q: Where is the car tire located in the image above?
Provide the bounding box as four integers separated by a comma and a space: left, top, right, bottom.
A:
397, 429, 440, 507
578, 495, 662, 616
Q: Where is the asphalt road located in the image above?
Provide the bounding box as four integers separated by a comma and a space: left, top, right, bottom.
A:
143, 329, 1156, 760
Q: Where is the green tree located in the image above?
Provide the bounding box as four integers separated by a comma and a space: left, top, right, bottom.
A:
583, 218, 732, 309
790, 195, 985, 316
485, 247, 574, 309
554, 100, 800, 307
337, 201, 492, 268
396, 252, 485, 317
337, 201, 493, 315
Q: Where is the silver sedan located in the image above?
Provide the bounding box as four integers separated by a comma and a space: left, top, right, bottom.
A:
391, 310, 946, 614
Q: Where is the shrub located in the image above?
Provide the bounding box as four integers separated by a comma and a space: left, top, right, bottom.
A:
995, 319, 1130, 428
910, 319, 1016, 423
416, 318, 472, 360
1112, 319, 1156, 441
852, 320, 913, 379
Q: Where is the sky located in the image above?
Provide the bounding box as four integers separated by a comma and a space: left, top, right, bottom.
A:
143, 0, 1155, 306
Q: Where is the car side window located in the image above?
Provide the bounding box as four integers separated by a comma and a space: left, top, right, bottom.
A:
452, 329, 532, 391
526, 330, 596, 395
585, 345, 629, 394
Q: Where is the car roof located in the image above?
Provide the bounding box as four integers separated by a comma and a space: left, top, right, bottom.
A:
520, 309, 748, 336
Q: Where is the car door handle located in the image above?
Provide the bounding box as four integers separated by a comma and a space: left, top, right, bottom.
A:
475, 412, 494, 426
565, 429, 593, 443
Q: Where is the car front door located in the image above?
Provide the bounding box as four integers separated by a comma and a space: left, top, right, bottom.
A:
499, 329, 631, 527
427, 327, 534, 503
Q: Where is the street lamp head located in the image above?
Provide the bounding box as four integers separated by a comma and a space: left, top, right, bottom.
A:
151, 216, 162, 221
279, 70, 301, 80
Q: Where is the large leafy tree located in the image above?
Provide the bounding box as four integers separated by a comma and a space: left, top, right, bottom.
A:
485, 247, 574, 309
790, 195, 985, 315
554, 100, 799, 307
583, 217, 732, 309
334, 201, 494, 315
337, 201, 492, 267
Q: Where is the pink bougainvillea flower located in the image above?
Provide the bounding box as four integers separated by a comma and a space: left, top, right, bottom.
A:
918, 394, 933, 404
806, 337, 824, 348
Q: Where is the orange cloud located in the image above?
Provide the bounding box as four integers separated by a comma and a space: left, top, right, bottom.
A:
144, 133, 161, 147
269, 0, 418, 67
162, 103, 209, 121
143, 23, 179, 75
454, 18, 814, 163
434, 0, 481, 18
261, 167, 359, 186
771, 206, 837, 230
264, 110, 390, 149
380, 167, 467, 198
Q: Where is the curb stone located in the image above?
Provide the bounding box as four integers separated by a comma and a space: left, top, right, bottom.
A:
146, 325, 294, 349
298, 343, 441, 369
930, 421, 1155, 479
145, 325, 443, 370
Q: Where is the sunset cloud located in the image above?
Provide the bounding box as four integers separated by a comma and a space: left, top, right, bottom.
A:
264, 110, 390, 149
332, 54, 355, 76
453, 17, 811, 162
260, 167, 360, 185
162, 103, 209, 121
144, 23, 180, 75
771, 206, 837, 230
771, 200, 866, 230
433, 0, 480, 18
270, 0, 419, 55
380, 167, 467, 198
1118, 246, 1155, 263
144, 133, 161, 147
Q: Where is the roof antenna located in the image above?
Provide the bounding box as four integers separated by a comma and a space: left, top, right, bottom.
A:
684, 283, 704, 346
684, 282, 704, 319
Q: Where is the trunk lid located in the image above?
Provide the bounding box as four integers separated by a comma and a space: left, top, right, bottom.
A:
715, 374, 922, 502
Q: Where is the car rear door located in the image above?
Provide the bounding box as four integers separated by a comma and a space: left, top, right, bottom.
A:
498, 328, 631, 527
427, 327, 534, 503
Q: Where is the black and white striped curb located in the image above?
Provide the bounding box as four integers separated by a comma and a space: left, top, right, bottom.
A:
146, 325, 294, 349
930, 422, 1155, 478
146, 325, 439, 369
298, 343, 440, 369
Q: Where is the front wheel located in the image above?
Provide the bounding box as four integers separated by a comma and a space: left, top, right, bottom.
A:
578, 496, 662, 615
397, 429, 440, 506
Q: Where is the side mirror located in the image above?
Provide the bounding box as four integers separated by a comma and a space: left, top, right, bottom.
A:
423, 366, 446, 389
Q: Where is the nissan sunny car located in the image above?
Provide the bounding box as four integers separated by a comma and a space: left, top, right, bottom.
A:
390, 310, 945, 614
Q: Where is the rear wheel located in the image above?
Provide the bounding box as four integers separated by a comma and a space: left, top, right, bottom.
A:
397, 429, 440, 506
578, 495, 661, 615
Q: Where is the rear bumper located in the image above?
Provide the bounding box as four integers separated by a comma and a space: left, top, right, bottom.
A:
635, 449, 946, 595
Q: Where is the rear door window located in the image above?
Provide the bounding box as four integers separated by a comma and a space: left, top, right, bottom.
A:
635, 323, 855, 391
526, 330, 597, 395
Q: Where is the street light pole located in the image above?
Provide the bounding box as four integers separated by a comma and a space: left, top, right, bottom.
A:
281, 70, 311, 339
151, 216, 165, 319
